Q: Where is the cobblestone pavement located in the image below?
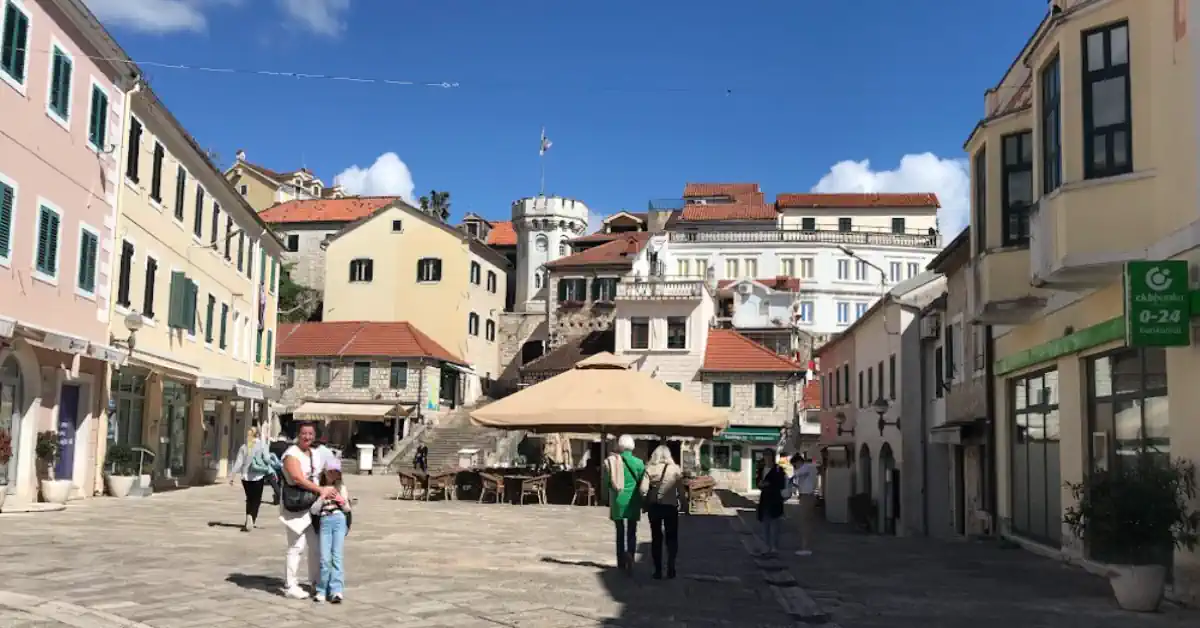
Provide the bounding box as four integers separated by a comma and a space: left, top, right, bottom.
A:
729, 498, 1200, 628
0, 476, 798, 628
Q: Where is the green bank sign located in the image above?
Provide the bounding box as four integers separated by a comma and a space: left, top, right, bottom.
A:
1125, 260, 1191, 347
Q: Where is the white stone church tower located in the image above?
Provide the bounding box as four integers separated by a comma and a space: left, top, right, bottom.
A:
512, 195, 590, 312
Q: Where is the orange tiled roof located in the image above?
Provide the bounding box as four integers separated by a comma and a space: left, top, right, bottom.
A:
684, 183, 760, 198
802, 379, 821, 410
679, 182, 774, 222
258, 196, 403, 224
275, 321, 465, 365
702, 329, 805, 372
716, 277, 800, 292
775, 193, 940, 209
570, 231, 624, 244
545, 233, 651, 269
486, 221, 517, 247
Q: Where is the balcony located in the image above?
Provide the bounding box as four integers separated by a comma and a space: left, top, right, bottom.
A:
1030, 173, 1158, 289
973, 248, 1047, 324
668, 228, 940, 249
616, 278, 706, 300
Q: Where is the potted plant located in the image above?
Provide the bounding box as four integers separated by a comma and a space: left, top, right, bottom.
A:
103, 444, 138, 498
1063, 456, 1200, 612
35, 431, 72, 504
0, 429, 12, 511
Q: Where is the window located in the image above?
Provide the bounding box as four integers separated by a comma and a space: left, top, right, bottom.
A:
973, 147, 987, 252
891, 217, 905, 234
280, 362, 295, 388
947, 321, 963, 384
116, 241, 134, 307
239, 184, 247, 196
210, 203, 220, 247
666, 382, 682, 391
534, 270, 543, 290
125, 118, 142, 182
724, 258, 739, 279
219, 303, 228, 349
0, 178, 12, 262
858, 370, 864, 407
888, 353, 896, 400
854, 260, 868, 281
704, 443, 735, 470
801, 217, 816, 231
1041, 55, 1062, 193
87, 84, 108, 150
316, 362, 332, 389
47, 45, 72, 122
33, 205, 60, 279
744, 258, 758, 278
557, 277, 586, 302
836, 302, 849, 324
1082, 22, 1131, 179
470, 261, 481, 285
889, 261, 902, 283
934, 345, 944, 399
712, 382, 732, 408
855, 303, 868, 319
349, 258, 373, 283
799, 257, 814, 278
559, 241, 569, 257
1087, 349, 1168, 487
591, 277, 617, 302
780, 258, 795, 277
246, 241, 254, 279
468, 312, 480, 336
842, 365, 850, 405
838, 217, 852, 232
867, 365, 874, 404
1001, 131, 1033, 245
285, 234, 299, 252
836, 258, 849, 280
193, 185, 205, 239
76, 227, 98, 294
907, 262, 919, 278
485, 319, 496, 342
224, 216, 233, 260
667, 317, 687, 349
237, 233, 244, 271
676, 258, 691, 277
352, 362, 370, 388
754, 382, 774, 408
254, 328, 263, 364
630, 317, 649, 350
391, 219, 403, 232
204, 295, 215, 343
270, 259, 278, 293
167, 271, 198, 334
1010, 369, 1062, 545
798, 301, 813, 323
149, 143, 164, 203
142, 257, 157, 319
486, 270, 497, 293
417, 258, 442, 282
1, 0, 31, 85
389, 362, 408, 389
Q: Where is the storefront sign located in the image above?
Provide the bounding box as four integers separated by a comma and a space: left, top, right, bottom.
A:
1124, 260, 1191, 347
0, 316, 15, 339
43, 332, 89, 354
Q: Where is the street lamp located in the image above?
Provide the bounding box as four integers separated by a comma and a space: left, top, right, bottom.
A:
835, 411, 855, 436
838, 245, 888, 293
874, 396, 900, 435
111, 310, 144, 351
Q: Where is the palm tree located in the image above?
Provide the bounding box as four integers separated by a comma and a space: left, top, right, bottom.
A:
418, 190, 451, 222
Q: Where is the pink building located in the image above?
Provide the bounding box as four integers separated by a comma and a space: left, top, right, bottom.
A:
0, 0, 137, 507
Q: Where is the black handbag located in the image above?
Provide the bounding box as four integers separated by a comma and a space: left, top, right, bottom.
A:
281, 451, 318, 513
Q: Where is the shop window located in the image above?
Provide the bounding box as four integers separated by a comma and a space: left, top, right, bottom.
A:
702, 443, 737, 470
1009, 368, 1062, 546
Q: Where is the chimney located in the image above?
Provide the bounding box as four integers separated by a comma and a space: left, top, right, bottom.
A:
235, 149, 246, 162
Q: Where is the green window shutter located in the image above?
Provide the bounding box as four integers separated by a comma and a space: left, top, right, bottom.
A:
219, 304, 228, 349
46, 212, 59, 274
35, 207, 58, 275
266, 330, 273, 366
167, 271, 185, 328
77, 230, 97, 292
1, 7, 29, 82
255, 329, 263, 363
88, 87, 105, 147
186, 281, 198, 335
204, 296, 215, 343
0, 181, 13, 258
730, 447, 743, 472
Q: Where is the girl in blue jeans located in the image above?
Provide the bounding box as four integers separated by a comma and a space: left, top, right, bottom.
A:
310, 460, 352, 603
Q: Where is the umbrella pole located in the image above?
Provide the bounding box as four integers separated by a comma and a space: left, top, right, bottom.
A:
599, 430, 608, 505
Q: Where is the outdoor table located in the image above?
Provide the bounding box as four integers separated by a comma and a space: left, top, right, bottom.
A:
396, 470, 458, 501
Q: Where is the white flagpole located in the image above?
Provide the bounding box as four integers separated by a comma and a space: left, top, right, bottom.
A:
540, 127, 547, 196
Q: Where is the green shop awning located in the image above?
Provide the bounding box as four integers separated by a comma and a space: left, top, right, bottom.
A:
715, 426, 782, 443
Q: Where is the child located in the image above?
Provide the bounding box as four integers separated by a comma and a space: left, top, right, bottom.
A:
310, 458, 352, 603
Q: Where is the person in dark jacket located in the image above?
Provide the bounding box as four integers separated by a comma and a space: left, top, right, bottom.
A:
266, 433, 291, 505
413, 440, 429, 473
756, 450, 787, 555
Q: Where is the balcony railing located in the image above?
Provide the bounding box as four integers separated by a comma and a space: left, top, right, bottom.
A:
668, 228, 940, 248
616, 279, 706, 300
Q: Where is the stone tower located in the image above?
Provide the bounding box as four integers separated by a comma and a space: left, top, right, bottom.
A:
512, 195, 590, 312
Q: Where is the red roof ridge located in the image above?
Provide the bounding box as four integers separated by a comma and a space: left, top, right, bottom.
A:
703, 328, 804, 372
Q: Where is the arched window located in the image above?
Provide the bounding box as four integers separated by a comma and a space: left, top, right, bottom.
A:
535, 234, 549, 253
469, 261, 481, 285
534, 270, 544, 289
486, 271, 497, 293
468, 312, 480, 336
417, 258, 442, 282
558, 241, 569, 257
485, 319, 496, 342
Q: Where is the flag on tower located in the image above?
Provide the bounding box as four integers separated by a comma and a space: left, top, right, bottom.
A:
540, 127, 553, 156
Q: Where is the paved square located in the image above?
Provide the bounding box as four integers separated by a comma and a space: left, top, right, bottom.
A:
0, 477, 797, 628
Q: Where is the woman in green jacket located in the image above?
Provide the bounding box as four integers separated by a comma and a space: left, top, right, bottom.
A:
603, 434, 645, 573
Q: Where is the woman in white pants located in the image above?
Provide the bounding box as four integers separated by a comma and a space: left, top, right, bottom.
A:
280, 423, 337, 599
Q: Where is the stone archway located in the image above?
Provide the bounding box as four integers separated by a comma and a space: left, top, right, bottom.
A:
0, 339, 42, 500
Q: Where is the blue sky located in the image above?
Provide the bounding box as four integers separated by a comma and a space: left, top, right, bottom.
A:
84, 0, 1041, 235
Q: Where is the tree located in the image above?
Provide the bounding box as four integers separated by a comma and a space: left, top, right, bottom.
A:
418, 190, 451, 222
277, 262, 321, 323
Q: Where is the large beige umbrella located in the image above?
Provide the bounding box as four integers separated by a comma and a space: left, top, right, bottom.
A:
470, 352, 728, 438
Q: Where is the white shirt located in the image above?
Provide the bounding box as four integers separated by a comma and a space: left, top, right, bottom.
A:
792, 462, 818, 495
279, 445, 324, 532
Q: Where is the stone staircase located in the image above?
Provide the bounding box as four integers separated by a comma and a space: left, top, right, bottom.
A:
382, 401, 523, 473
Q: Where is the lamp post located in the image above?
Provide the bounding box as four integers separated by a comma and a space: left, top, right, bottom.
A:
837, 244, 888, 295
874, 396, 900, 435
835, 411, 855, 436
111, 310, 144, 352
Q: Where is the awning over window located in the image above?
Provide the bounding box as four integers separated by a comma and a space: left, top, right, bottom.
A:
292, 401, 413, 422
443, 362, 475, 375
714, 426, 782, 443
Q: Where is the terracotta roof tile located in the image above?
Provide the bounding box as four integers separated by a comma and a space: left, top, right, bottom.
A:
570, 231, 624, 244
275, 321, 465, 365
678, 202, 776, 222
716, 277, 800, 292
545, 233, 651, 269
775, 193, 940, 209
486, 221, 517, 247
258, 197, 403, 224
684, 183, 760, 198
702, 329, 805, 372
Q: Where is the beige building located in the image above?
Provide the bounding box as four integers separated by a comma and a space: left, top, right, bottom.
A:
967, 0, 1200, 602
321, 201, 509, 406
224, 151, 345, 213
107, 85, 283, 489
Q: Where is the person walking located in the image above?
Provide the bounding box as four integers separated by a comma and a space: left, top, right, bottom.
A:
791, 452, 819, 556
756, 449, 788, 555
413, 439, 429, 474
266, 433, 290, 505
229, 426, 270, 532
639, 444, 683, 579
279, 423, 337, 599
603, 435, 644, 574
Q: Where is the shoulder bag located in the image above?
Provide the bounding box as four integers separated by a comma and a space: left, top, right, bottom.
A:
281, 449, 319, 513
642, 464, 669, 512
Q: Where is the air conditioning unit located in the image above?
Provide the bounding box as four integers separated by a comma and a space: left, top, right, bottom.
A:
736, 283, 752, 295
920, 314, 941, 339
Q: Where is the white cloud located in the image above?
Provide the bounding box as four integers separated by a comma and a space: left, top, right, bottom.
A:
84, 0, 238, 34
277, 0, 351, 36
333, 153, 415, 202
810, 152, 971, 237
587, 213, 609, 235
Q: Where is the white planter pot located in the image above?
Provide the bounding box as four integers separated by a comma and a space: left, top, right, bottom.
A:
1110, 564, 1167, 612
39, 479, 73, 505
104, 474, 136, 498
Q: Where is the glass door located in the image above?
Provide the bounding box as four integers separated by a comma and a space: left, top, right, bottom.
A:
1, 356, 23, 494
160, 381, 190, 479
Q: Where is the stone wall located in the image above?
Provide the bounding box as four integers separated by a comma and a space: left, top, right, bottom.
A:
275, 223, 344, 292
546, 275, 617, 349
277, 357, 442, 417
496, 312, 547, 386
698, 372, 799, 429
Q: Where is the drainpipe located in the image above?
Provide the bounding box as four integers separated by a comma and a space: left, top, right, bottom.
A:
984, 324, 998, 532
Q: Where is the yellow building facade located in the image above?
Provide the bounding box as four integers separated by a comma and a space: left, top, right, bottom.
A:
104, 85, 283, 488
968, 0, 1200, 602
321, 202, 508, 406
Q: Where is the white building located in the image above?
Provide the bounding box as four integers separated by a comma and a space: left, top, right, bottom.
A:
512, 195, 590, 312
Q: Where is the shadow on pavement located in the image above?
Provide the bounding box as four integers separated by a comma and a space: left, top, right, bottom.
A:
715, 489, 758, 512
225, 573, 286, 597
206, 521, 245, 529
